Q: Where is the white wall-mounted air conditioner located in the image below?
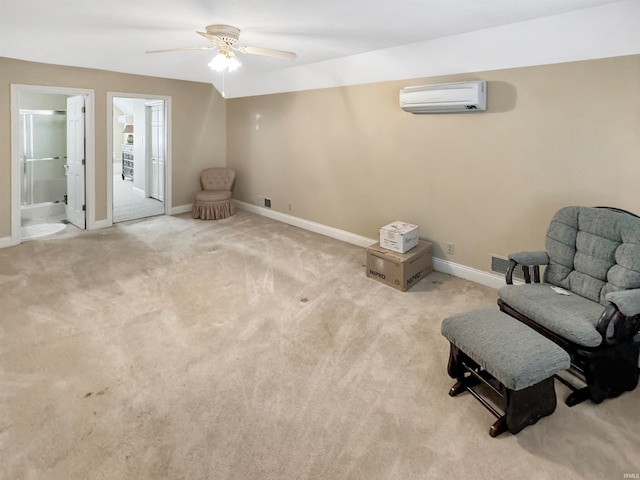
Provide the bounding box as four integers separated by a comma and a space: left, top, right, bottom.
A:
399, 80, 486, 114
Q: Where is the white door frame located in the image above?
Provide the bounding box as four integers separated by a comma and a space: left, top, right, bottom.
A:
10, 84, 96, 246
107, 92, 171, 226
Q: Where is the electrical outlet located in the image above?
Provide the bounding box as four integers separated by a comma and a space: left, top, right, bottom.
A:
264, 198, 271, 208
447, 242, 455, 255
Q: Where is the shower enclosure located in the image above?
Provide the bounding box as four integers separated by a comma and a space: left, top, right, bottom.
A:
20, 109, 67, 224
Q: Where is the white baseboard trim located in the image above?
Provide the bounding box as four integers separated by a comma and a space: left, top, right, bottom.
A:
236, 200, 506, 290
0, 236, 15, 249
235, 201, 377, 248
0, 200, 509, 289
170, 204, 193, 215
89, 219, 111, 230
432, 257, 506, 290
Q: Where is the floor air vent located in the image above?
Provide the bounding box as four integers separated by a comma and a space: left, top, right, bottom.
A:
491, 255, 525, 280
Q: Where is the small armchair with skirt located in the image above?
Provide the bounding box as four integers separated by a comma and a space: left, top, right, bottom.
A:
498, 206, 640, 406
192, 168, 236, 220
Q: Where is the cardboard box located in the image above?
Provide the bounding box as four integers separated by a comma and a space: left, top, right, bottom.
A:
379, 221, 419, 253
366, 240, 433, 291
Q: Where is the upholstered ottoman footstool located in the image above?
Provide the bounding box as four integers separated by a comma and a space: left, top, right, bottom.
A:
441, 307, 570, 437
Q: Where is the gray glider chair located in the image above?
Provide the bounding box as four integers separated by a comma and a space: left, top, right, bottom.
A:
192, 168, 236, 220
498, 206, 640, 406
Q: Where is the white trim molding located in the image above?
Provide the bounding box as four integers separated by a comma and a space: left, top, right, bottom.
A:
235, 200, 376, 248
235, 200, 506, 290
170, 204, 193, 215
432, 257, 506, 290
91, 219, 111, 230
0, 236, 13, 249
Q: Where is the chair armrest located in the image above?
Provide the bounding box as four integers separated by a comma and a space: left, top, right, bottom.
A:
505, 252, 549, 285
508, 251, 549, 266
596, 290, 640, 344
606, 289, 640, 317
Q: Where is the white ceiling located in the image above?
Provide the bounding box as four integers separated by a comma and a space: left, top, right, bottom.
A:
0, 0, 626, 88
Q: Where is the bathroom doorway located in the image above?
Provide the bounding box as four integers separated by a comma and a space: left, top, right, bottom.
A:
19, 103, 68, 237
10, 85, 95, 245
108, 94, 170, 223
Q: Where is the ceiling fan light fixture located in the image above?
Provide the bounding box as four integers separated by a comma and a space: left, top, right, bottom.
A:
208, 49, 241, 72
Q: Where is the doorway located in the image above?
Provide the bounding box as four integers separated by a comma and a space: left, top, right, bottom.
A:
108, 94, 170, 224
10, 85, 95, 245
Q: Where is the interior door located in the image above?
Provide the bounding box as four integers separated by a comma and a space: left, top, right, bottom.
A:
148, 101, 164, 201
65, 95, 86, 228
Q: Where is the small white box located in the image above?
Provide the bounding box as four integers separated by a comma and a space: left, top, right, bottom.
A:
379, 221, 419, 253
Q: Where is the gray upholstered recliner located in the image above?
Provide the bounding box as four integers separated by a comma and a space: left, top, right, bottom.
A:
498, 206, 640, 406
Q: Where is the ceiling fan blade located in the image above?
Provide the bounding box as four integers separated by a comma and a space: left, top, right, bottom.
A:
236, 45, 297, 60
146, 45, 216, 54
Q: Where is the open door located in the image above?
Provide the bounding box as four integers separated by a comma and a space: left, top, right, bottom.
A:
147, 101, 165, 201
65, 95, 86, 229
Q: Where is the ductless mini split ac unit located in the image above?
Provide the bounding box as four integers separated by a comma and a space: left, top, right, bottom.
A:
399, 80, 486, 114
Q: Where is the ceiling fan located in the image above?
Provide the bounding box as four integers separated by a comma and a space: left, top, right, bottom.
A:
146, 24, 297, 72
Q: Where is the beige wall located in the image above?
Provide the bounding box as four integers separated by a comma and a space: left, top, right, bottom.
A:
227, 55, 640, 272
3, 55, 639, 274
0, 57, 226, 237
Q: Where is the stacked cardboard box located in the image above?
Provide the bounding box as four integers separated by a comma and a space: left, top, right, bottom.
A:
366, 240, 433, 291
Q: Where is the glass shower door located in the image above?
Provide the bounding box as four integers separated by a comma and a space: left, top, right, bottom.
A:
20, 109, 67, 207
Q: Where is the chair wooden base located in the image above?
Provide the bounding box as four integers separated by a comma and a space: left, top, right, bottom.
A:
498, 299, 640, 406
447, 345, 558, 437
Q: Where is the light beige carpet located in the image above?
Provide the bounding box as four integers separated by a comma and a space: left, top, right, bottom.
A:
1, 211, 638, 479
